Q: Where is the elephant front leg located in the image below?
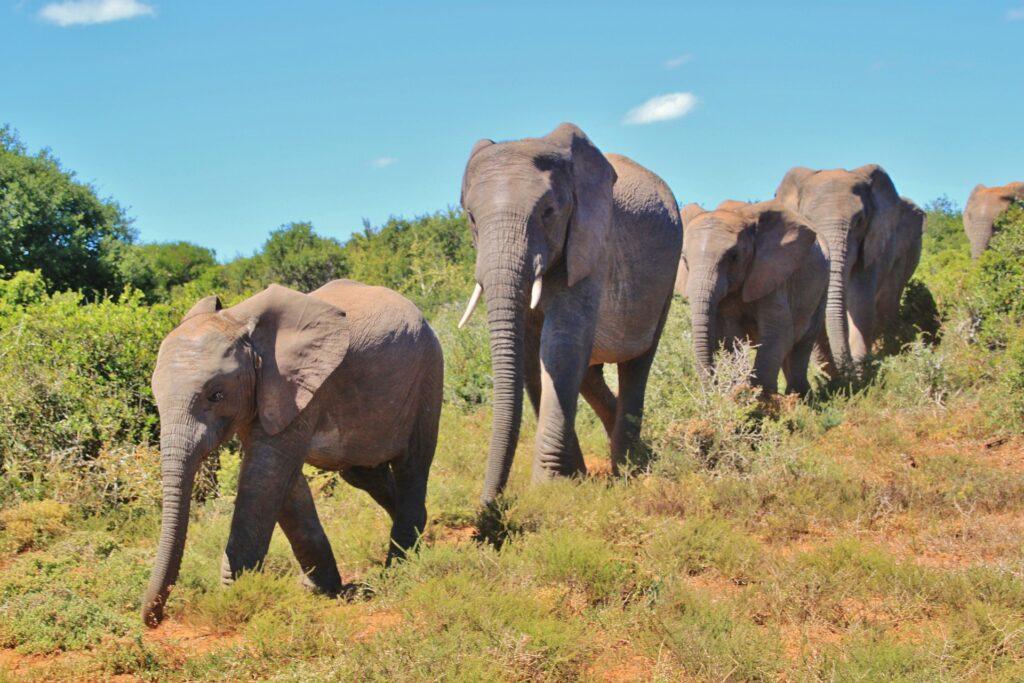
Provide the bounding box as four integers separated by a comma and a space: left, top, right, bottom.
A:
532, 290, 598, 483
847, 269, 878, 369
222, 441, 304, 584
754, 293, 795, 395
278, 473, 343, 596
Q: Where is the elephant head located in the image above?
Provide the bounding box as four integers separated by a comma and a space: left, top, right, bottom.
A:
964, 182, 1024, 258
458, 122, 616, 504
682, 200, 818, 377
775, 165, 900, 370
141, 285, 349, 627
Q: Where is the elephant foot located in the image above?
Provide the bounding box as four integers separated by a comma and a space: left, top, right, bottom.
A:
220, 552, 234, 586
298, 567, 345, 598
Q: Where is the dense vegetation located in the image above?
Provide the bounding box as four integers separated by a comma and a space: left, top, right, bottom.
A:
2, 134, 1024, 681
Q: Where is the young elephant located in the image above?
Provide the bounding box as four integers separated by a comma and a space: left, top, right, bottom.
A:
680, 200, 828, 395
458, 123, 681, 503
140, 280, 443, 627
964, 182, 1024, 258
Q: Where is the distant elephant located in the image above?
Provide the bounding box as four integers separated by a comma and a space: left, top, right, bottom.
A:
680, 200, 828, 395
775, 165, 904, 372
964, 182, 1024, 258
140, 280, 443, 627
458, 123, 681, 504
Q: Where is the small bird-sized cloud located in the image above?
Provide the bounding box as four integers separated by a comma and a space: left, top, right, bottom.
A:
623, 92, 698, 125
1007, 7, 1024, 21
39, 0, 155, 26
369, 157, 397, 169
664, 53, 694, 69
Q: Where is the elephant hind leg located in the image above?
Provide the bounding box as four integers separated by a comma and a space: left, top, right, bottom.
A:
386, 402, 439, 566
580, 364, 617, 439
278, 474, 344, 596
610, 346, 658, 477
341, 463, 397, 520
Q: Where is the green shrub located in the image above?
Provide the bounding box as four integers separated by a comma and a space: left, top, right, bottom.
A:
0, 499, 69, 552
970, 202, 1024, 345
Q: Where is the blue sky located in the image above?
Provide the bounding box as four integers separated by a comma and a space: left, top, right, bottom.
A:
1, 1, 1022, 259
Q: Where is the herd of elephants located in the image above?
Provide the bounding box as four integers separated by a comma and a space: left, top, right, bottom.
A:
139, 123, 1024, 627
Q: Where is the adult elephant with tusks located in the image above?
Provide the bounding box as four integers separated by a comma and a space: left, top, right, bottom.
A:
458, 123, 682, 504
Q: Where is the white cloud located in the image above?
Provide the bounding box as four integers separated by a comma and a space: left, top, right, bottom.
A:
1007, 7, 1024, 21
623, 92, 698, 125
369, 157, 397, 169
39, 0, 154, 27
664, 53, 694, 69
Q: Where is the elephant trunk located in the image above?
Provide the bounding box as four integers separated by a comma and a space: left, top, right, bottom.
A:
966, 216, 993, 259
821, 221, 853, 372
688, 266, 722, 379
141, 411, 204, 627
477, 213, 531, 505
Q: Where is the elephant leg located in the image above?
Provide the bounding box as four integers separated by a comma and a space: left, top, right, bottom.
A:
580, 364, 617, 439
223, 441, 304, 583
754, 293, 794, 395
532, 292, 597, 483
386, 408, 437, 565
523, 323, 543, 419
611, 346, 657, 476
784, 332, 816, 397
278, 474, 343, 596
341, 463, 397, 520
847, 271, 878, 366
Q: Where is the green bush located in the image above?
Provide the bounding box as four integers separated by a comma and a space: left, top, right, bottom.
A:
969, 202, 1024, 345
0, 286, 173, 506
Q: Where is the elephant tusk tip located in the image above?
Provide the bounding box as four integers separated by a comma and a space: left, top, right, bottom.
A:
458, 283, 483, 329
529, 276, 542, 309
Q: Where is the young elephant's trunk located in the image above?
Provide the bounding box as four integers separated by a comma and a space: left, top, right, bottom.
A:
141, 412, 204, 627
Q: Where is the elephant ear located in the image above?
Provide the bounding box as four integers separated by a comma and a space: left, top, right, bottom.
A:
858, 164, 902, 269
181, 295, 222, 324
1004, 182, 1024, 201
742, 204, 818, 303
547, 123, 617, 287
460, 138, 495, 207
229, 284, 350, 436
680, 203, 705, 230
774, 167, 814, 211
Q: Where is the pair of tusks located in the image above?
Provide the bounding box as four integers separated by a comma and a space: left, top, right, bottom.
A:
457, 276, 543, 329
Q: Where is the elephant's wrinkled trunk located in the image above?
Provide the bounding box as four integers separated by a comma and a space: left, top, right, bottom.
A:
966, 217, 992, 259
688, 267, 722, 379
821, 221, 853, 372
141, 411, 204, 627
477, 213, 531, 505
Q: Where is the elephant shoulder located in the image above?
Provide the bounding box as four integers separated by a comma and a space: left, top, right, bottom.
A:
605, 154, 681, 228
311, 279, 431, 350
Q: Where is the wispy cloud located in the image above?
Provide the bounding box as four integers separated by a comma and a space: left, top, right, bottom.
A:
369, 157, 397, 169
623, 92, 698, 125
39, 0, 155, 26
1007, 6, 1024, 21
664, 53, 694, 69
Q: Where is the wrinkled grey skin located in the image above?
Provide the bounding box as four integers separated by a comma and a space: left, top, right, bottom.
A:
459, 123, 681, 504
964, 183, 1024, 258
140, 280, 442, 627
875, 198, 925, 334
680, 200, 828, 395
775, 165, 903, 372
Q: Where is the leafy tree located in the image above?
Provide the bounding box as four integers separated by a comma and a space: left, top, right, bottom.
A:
0, 126, 134, 294
118, 241, 217, 302
345, 209, 473, 312
258, 222, 348, 292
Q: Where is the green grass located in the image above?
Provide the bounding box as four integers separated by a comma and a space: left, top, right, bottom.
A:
5, 203, 1024, 680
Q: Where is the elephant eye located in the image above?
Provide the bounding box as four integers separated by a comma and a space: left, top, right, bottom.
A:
542, 206, 555, 220
209, 391, 225, 403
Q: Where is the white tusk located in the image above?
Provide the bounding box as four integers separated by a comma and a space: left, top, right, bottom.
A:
530, 275, 543, 309
458, 283, 483, 329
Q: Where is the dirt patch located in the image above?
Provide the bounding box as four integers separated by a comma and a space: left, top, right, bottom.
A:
352, 609, 403, 641
430, 524, 477, 546
0, 648, 70, 676
584, 455, 614, 478
584, 637, 657, 682
143, 619, 242, 658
